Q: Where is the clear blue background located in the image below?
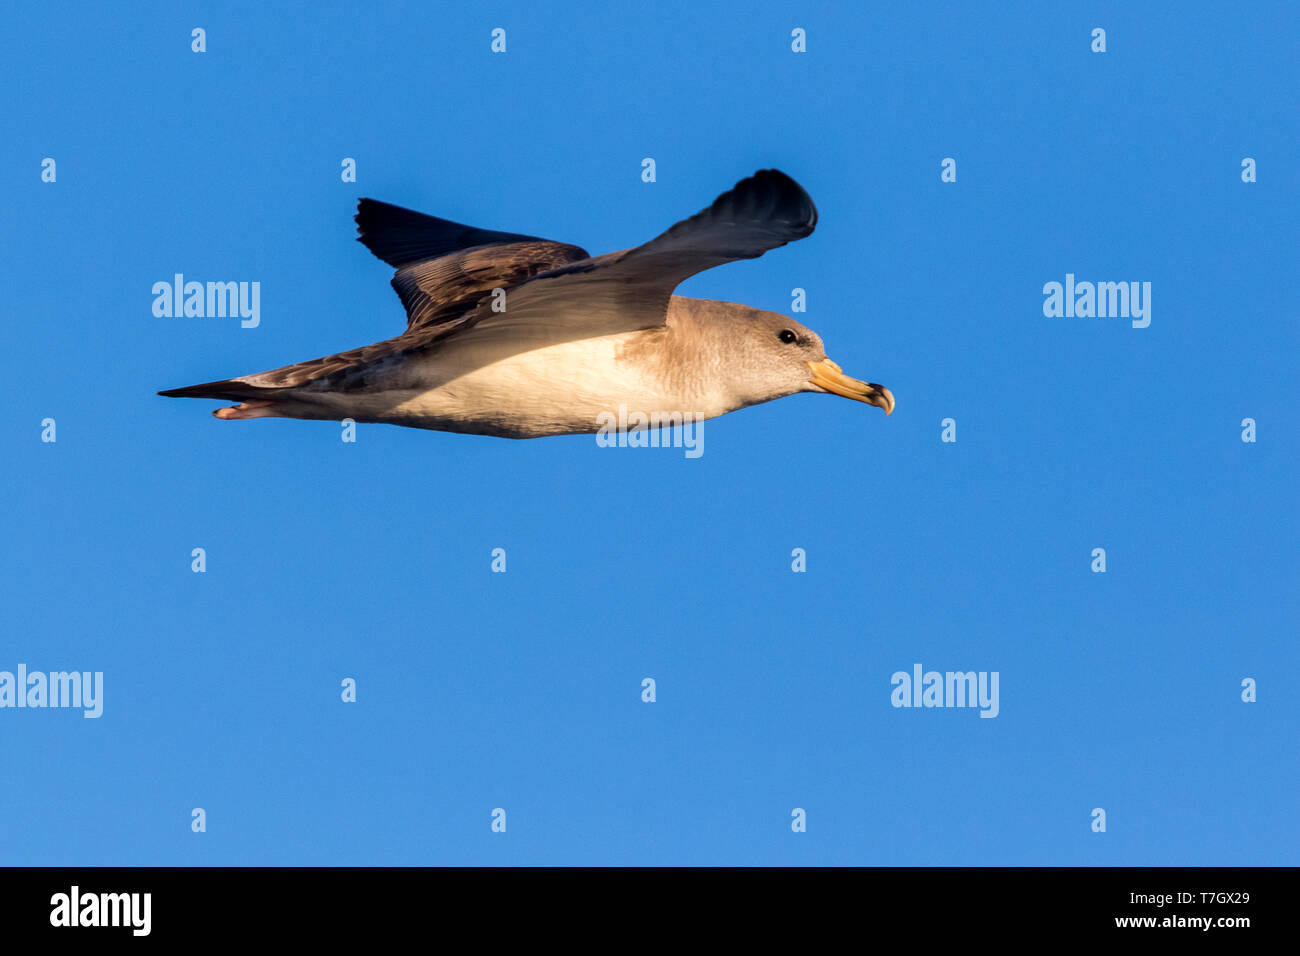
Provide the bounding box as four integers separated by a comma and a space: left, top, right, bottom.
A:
2, 1, 1295, 865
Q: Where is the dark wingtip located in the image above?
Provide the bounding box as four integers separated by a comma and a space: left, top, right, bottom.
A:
711, 169, 818, 240
354, 197, 379, 229
751, 168, 818, 234
353, 197, 554, 268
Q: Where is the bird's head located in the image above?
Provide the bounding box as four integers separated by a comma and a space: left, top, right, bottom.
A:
711, 306, 894, 416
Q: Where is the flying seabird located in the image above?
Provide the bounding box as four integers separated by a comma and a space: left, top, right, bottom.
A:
159, 169, 894, 437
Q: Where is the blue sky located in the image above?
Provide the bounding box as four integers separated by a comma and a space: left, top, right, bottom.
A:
2, 1, 1295, 865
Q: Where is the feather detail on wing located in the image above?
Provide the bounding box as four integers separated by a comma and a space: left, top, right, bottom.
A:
445, 168, 818, 347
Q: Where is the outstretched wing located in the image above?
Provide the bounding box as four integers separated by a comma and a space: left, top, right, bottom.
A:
159, 171, 816, 400
355, 198, 590, 332
444, 168, 818, 347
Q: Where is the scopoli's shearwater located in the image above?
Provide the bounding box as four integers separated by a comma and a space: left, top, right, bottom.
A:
159, 170, 894, 437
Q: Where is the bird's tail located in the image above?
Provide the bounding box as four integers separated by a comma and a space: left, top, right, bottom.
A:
157, 378, 275, 402
158, 379, 287, 419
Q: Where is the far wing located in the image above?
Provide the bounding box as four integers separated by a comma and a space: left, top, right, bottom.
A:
355, 198, 590, 332
390, 241, 590, 331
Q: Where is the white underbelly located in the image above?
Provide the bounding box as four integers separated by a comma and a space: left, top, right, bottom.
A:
354, 333, 717, 438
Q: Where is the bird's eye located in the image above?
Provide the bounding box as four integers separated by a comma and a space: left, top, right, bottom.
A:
778, 329, 798, 344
